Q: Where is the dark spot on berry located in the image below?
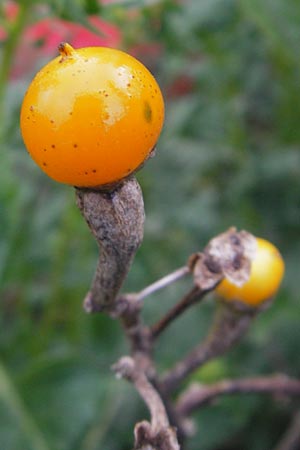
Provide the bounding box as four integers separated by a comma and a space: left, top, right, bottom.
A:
30, 105, 34, 112
51, 144, 55, 149
73, 143, 78, 148
127, 83, 131, 87
85, 171, 88, 175
92, 169, 97, 173
43, 148, 47, 152
50, 120, 54, 124
144, 101, 152, 123
42, 162, 47, 167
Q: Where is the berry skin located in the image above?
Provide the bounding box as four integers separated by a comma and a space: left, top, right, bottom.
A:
20, 43, 164, 187
215, 238, 285, 307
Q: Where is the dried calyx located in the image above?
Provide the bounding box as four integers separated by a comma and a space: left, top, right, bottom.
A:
190, 227, 257, 293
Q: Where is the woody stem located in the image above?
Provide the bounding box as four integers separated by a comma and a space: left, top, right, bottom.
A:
75, 177, 145, 314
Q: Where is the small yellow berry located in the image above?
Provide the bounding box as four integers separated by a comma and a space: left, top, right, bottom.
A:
215, 237, 285, 307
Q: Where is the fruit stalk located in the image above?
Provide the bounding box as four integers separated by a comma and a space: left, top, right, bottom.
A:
176, 374, 300, 416
161, 301, 257, 394
76, 177, 145, 313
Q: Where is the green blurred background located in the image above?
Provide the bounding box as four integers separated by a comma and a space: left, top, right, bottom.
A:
0, 1, 300, 449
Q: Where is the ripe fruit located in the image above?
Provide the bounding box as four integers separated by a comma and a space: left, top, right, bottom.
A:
20, 43, 164, 187
215, 237, 285, 307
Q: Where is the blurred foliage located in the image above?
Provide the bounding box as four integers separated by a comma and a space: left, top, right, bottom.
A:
0, 0, 300, 449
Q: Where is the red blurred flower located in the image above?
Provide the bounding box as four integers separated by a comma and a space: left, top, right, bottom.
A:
0, 0, 19, 40
1, 1, 122, 79
166, 74, 195, 98
24, 16, 121, 55
4, 0, 18, 19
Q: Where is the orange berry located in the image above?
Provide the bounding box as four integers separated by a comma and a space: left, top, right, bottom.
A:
20, 43, 164, 187
215, 237, 285, 307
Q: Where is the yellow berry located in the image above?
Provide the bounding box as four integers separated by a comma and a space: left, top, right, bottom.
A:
20, 43, 164, 188
216, 237, 285, 307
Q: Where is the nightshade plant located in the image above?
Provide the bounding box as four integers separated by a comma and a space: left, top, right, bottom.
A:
19, 42, 300, 450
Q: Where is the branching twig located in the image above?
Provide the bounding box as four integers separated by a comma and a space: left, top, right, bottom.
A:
118, 296, 153, 362
77, 210, 288, 450
160, 302, 256, 394
113, 356, 169, 431
112, 357, 179, 450
150, 286, 205, 339
176, 375, 300, 416
133, 266, 190, 302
